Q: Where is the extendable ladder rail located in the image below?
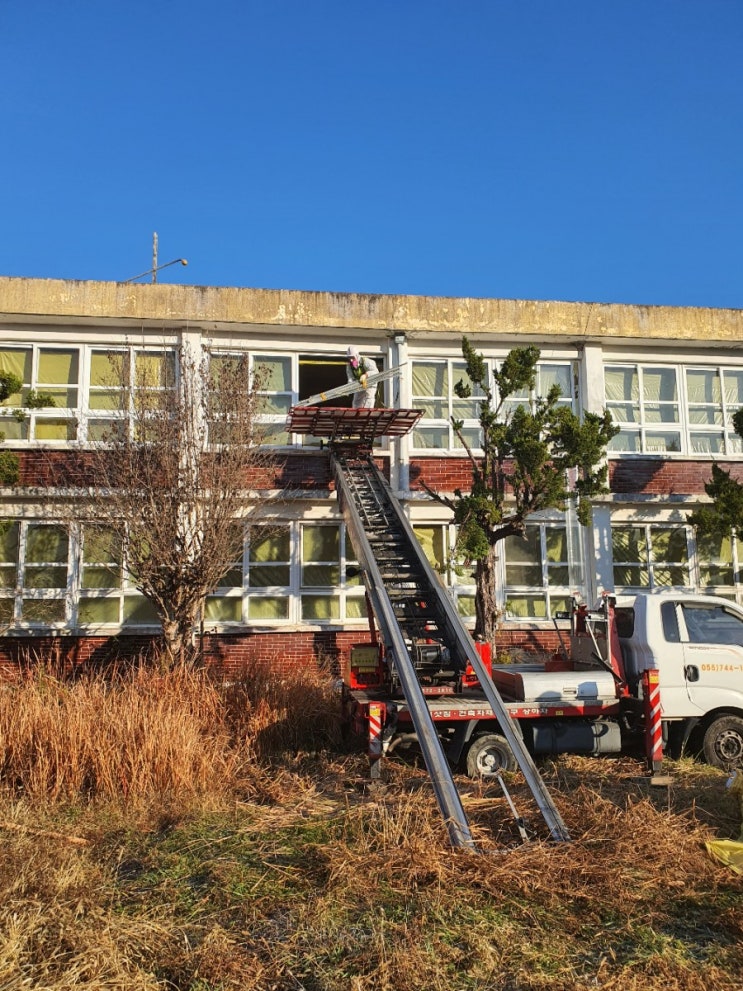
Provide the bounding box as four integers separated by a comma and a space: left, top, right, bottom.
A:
333, 451, 570, 845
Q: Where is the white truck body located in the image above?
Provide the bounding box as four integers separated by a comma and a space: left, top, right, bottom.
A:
615, 592, 743, 720
487, 591, 743, 769
345, 592, 743, 774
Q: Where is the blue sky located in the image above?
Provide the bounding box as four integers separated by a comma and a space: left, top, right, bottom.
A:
2, 1, 741, 308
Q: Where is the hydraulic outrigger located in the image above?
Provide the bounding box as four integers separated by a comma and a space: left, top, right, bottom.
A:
288, 402, 570, 849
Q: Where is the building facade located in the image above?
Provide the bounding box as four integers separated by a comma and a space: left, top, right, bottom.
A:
1, 276, 742, 675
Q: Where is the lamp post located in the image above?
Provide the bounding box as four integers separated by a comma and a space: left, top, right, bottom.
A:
123, 232, 188, 284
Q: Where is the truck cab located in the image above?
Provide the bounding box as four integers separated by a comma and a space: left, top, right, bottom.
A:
616, 592, 743, 767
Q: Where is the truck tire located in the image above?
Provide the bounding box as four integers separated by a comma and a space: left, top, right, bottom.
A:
702, 715, 743, 769
465, 733, 517, 778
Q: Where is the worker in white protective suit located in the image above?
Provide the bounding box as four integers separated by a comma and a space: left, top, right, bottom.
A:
346, 346, 379, 409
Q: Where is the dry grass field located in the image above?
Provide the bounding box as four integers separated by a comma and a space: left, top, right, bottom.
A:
0, 662, 741, 990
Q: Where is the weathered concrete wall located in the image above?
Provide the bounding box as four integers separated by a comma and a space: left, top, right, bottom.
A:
1, 276, 742, 345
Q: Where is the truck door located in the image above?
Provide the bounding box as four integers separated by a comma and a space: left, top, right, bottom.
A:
676, 601, 743, 714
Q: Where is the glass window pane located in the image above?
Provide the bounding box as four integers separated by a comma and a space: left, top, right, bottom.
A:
82, 567, 121, 590
613, 566, 650, 587
217, 566, 243, 589
643, 368, 677, 402
38, 349, 78, 386
507, 564, 542, 586
345, 595, 368, 619
302, 595, 340, 620
505, 529, 540, 565
204, 597, 242, 622
686, 369, 720, 405
609, 429, 640, 452
506, 596, 548, 618
457, 595, 476, 618
723, 370, 743, 407
415, 526, 446, 571
645, 432, 681, 453
412, 362, 446, 398
613, 528, 647, 563
248, 564, 290, 588
644, 403, 679, 424
255, 355, 291, 392
0, 522, 19, 563
248, 596, 289, 620
33, 419, 76, 441
302, 526, 339, 562
26, 525, 67, 564
303, 564, 339, 586
249, 528, 290, 563
78, 598, 120, 623
22, 599, 66, 623
25, 567, 67, 589
122, 596, 159, 624
0, 349, 31, 401
545, 528, 567, 562
541, 364, 572, 400
90, 351, 125, 387
652, 528, 688, 562
413, 426, 448, 448
605, 367, 637, 404
135, 351, 175, 389
0, 417, 28, 441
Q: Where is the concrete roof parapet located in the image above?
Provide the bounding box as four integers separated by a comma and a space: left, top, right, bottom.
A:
0, 276, 741, 345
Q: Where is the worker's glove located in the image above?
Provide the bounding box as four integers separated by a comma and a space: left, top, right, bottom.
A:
361, 374, 368, 388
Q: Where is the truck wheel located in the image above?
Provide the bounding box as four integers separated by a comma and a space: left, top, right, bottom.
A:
466, 733, 517, 778
702, 715, 743, 769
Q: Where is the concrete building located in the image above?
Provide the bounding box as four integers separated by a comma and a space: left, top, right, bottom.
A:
1, 275, 742, 675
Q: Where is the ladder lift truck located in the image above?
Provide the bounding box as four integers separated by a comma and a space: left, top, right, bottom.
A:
288, 399, 571, 849
288, 388, 743, 845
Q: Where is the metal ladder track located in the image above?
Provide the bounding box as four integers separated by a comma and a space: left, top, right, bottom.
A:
333, 452, 570, 846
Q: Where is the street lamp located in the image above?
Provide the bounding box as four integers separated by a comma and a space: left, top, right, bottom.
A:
123, 232, 188, 283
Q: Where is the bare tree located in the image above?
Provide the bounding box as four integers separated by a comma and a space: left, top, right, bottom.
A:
83, 346, 276, 666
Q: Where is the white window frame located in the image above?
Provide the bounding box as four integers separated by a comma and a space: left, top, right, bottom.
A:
605, 360, 743, 458
410, 356, 578, 454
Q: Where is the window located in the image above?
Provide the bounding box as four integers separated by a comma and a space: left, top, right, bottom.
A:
697, 531, 737, 593
0, 346, 79, 441
245, 526, 291, 621
411, 358, 577, 452
414, 524, 476, 618
605, 364, 681, 454
18, 523, 70, 625
501, 362, 576, 420
503, 521, 584, 619
685, 367, 743, 455
77, 524, 158, 627
411, 359, 484, 450
255, 354, 293, 445
300, 524, 365, 621
203, 525, 246, 623
679, 602, 743, 646
612, 526, 690, 590
605, 362, 743, 456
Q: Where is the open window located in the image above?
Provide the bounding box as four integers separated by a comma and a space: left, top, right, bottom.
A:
299, 354, 351, 407
298, 352, 386, 407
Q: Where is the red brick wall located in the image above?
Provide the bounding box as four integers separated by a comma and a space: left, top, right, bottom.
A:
410, 457, 477, 492
609, 458, 743, 496
13, 449, 394, 493
0, 627, 558, 680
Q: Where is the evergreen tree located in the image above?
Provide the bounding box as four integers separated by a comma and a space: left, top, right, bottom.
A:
424, 337, 617, 649
690, 408, 743, 540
